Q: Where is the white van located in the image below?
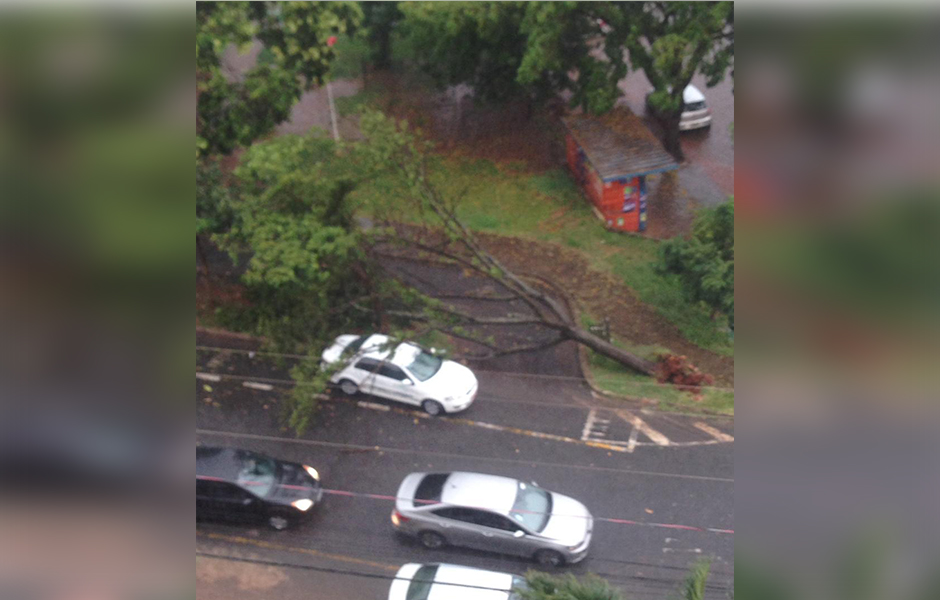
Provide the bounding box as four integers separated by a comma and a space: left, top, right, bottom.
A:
647, 84, 713, 131
679, 84, 712, 131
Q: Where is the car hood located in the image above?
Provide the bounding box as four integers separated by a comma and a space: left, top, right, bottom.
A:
420, 360, 477, 398
539, 493, 592, 546
267, 463, 321, 505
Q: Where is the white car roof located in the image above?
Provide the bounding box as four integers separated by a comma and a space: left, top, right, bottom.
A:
683, 84, 706, 104
389, 564, 517, 600
439, 472, 520, 516
353, 335, 423, 365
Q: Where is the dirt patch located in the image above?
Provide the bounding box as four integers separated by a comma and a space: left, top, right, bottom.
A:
476, 232, 734, 386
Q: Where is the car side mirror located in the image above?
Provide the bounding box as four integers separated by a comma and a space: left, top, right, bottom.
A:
402, 379, 414, 385
513, 530, 525, 538
242, 498, 254, 506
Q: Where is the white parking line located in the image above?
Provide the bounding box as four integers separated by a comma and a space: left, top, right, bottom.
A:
242, 381, 274, 391
617, 410, 671, 446
357, 401, 390, 412
693, 422, 734, 442
581, 409, 598, 441
196, 373, 221, 382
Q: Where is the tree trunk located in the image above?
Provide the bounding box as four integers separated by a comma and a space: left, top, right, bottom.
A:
564, 325, 657, 376
662, 112, 685, 163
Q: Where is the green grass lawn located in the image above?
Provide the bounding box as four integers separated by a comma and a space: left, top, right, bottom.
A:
581, 325, 734, 415
350, 153, 733, 358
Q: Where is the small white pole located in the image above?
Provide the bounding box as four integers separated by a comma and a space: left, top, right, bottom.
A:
327, 81, 340, 141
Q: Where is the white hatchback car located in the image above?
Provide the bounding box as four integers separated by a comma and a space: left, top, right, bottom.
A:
321, 334, 478, 416
388, 563, 527, 600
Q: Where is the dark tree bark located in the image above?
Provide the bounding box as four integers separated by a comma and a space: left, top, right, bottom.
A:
660, 109, 685, 163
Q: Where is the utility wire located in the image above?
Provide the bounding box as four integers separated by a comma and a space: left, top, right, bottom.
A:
195, 345, 736, 394
197, 368, 734, 422
195, 427, 735, 483
195, 550, 731, 597
197, 474, 732, 535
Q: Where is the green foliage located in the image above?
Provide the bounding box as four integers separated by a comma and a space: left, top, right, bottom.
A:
519, 571, 622, 600
678, 559, 712, 600
214, 134, 373, 354
197, 158, 235, 237
196, 1, 363, 156
398, 2, 533, 104
660, 199, 735, 331
517, 2, 626, 114
607, 1, 734, 158
361, 1, 402, 69
328, 34, 370, 79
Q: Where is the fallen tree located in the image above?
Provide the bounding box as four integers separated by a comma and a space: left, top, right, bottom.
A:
357, 111, 655, 375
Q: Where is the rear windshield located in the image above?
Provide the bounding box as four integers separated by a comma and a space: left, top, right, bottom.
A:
344, 335, 366, 356
414, 473, 449, 506
406, 565, 439, 600
684, 100, 707, 112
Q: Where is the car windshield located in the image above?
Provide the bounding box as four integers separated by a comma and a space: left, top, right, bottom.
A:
407, 350, 443, 382
684, 100, 706, 112
509, 576, 529, 600
509, 482, 552, 532
235, 451, 279, 498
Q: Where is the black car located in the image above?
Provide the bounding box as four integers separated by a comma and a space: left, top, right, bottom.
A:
196, 446, 323, 530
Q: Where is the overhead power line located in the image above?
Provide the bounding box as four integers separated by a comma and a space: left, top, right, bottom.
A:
195, 345, 736, 394
195, 428, 734, 483
195, 550, 731, 598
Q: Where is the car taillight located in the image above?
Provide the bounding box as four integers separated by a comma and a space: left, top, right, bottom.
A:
391, 510, 409, 526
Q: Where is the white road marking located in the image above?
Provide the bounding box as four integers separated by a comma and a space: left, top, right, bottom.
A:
617, 410, 671, 446
242, 381, 274, 391
626, 424, 641, 453
357, 401, 390, 412
693, 422, 734, 442
581, 409, 598, 441
662, 547, 702, 554
196, 373, 221, 382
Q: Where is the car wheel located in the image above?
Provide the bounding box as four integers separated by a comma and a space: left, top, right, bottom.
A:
535, 549, 565, 567
421, 400, 444, 416
339, 379, 358, 396
419, 531, 445, 550
268, 515, 291, 531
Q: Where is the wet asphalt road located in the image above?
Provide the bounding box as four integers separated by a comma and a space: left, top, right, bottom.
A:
196, 341, 734, 600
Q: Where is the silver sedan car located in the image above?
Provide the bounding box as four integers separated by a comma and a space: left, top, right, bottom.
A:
391, 471, 593, 566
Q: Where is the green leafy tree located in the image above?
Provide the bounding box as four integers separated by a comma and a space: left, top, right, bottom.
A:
398, 2, 532, 104
399, 1, 620, 113
196, 1, 363, 157
660, 198, 734, 331
214, 134, 375, 354
361, 1, 402, 70
357, 110, 658, 375
517, 571, 622, 600
607, 1, 734, 161
517, 2, 628, 114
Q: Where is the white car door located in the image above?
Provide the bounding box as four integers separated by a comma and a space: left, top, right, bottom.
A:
373, 363, 419, 406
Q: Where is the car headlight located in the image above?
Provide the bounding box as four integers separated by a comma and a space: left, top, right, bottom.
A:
303, 465, 320, 481
291, 499, 314, 512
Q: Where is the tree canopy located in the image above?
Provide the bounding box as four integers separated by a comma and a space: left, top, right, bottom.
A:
397, 2, 733, 158
659, 198, 735, 331
196, 1, 362, 157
